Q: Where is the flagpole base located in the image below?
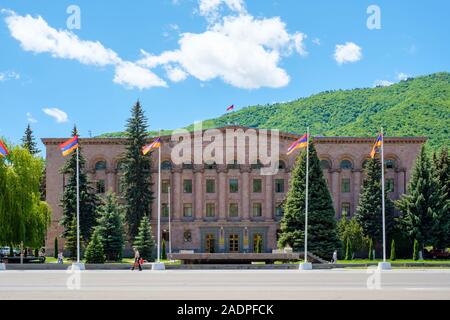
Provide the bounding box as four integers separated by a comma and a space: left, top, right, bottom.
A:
0, 263, 6, 271
71, 262, 85, 271
299, 262, 313, 270
377, 262, 391, 271
151, 262, 166, 271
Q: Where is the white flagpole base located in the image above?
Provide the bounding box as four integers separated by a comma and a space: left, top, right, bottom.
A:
0, 263, 6, 271
71, 262, 85, 271
299, 262, 313, 270
151, 262, 166, 271
377, 262, 391, 271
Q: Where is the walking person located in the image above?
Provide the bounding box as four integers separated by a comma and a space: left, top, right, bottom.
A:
332, 250, 338, 264
131, 247, 142, 271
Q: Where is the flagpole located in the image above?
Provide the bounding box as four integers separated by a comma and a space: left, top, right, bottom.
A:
304, 127, 309, 264
168, 185, 172, 258
76, 146, 80, 264
157, 134, 162, 263
381, 127, 386, 262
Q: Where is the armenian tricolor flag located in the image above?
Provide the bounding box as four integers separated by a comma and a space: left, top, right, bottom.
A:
370, 134, 383, 158
60, 136, 79, 157
142, 137, 161, 155
287, 133, 309, 155
226, 105, 234, 111
0, 139, 9, 158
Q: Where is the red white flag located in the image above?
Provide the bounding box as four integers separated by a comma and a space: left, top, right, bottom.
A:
226, 105, 234, 111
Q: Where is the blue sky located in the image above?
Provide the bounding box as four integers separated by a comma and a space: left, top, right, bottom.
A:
0, 0, 449, 152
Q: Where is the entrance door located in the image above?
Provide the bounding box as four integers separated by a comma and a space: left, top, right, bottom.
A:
228, 234, 239, 253
205, 234, 215, 253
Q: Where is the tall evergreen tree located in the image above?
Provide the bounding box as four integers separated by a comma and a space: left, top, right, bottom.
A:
21, 124, 40, 155
84, 230, 105, 264
396, 146, 448, 250
95, 192, 125, 261
64, 216, 78, 260
278, 142, 340, 259
122, 101, 153, 238
60, 126, 98, 242
354, 157, 395, 246
133, 215, 155, 261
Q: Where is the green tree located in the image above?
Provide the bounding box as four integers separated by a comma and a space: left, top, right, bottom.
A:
0, 145, 51, 248
368, 239, 374, 260
278, 142, 340, 259
355, 157, 395, 247
413, 239, 419, 261
95, 192, 125, 261
344, 237, 353, 260
21, 124, 40, 155
396, 146, 448, 250
337, 215, 367, 257
122, 101, 153, 238
84, 230, 105, 264
60, 126, 98, 242
54, 237, 58, 259
390, 239, 396, 261
64, 216, 78, 260
133, 215, 155, 261
161, 239, 167, 260
432, 148, 450, 248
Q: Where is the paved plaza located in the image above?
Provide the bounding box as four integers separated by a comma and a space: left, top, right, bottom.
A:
1, 269, 450, 300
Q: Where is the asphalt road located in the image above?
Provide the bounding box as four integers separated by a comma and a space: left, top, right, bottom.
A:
1, 269, 450, 300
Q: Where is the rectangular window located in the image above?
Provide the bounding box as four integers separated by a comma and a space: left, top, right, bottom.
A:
96, 180, 105, 194
275, 179, 285, 193
253, 179, 262, 193
229, 234, 239, 253
206, 179, 215, 193
183, 179, 192, 193
162, 180, 170, 193
183, 203, 193, 217
206, 203, 216, 217
229, 179, 239, 193
161, 203, 169, 218
341, 178, 351, 193
252, 203, 262, 217
341, 203, 351, 217
229, 203, 239, 218
386, 178, 395, 193
275, 203, 284, 217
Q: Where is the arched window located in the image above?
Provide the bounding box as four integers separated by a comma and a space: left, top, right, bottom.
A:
340, 159, 353, 170
161, 160, 172, 170
278, 160, 286, 170
95, 160, 107, 171
320, 159, 331, 170
182, 162, 193, 170
385, 159, 396, 169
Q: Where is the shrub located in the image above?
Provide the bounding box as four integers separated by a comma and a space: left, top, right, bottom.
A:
390, 239, 396, 261
84, 231, 105, 264
413, 239, 419, 261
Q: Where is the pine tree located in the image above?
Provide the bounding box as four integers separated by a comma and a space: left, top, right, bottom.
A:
133, 215, 155, 261
54, 237, 58, 259
60, 126, 98, 242
122, 101, 153, 238
368, 239, 374, 260
396, 146, 448, 250
95, 192, 125, 261
64, 216, 78, 260
413, 239, 419, 261
344, 237, 353, 260
355, 157, 395, 247
432, 148, 450, 248
84, 230, 105, 264
161, 239, 167, 260
21, 124, 40, 155
390, 239, 396, 261
278, 142, 340, 259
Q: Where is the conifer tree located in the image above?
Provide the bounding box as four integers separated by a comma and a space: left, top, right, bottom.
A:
278, 142, 340, 258
54, 237, 58, 259
432, 148, 450, 248
84, 230, 105, 264
161, 239, 167, 260
60, 126, 98, 242
396, 146, 448, 250
122, 101, 153, 238
413, 239, 419, 261
21, 124, 40, 155
368, 239, 374, 260
390, 239, 396, 261
64, 216, 78, 260
95, 192, 125, 261
344, 237, 353, 260
133, 215, 155, 261
355, 157, 395, 247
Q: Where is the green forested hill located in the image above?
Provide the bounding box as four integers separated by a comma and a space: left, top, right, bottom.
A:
100, 72, 450, 150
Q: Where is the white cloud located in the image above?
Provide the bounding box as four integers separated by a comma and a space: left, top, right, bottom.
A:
334, 42, 362, 65
43, 108, 68, 123
26, 112, 37, 123
139, 14, 306, 89
312, 38, 321, 45
113, 62, 167, 89
165, 65, 188, 82
373, 80, 393, 87
199, 0, 246, 22
3, 10, 166, 90
397, 72, 409, 81
0, 70, 20, 81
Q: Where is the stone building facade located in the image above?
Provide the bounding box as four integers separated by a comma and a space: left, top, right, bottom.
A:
42, 126, 426, 255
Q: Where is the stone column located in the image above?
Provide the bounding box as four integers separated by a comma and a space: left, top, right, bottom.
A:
352, 170, 361, 215
331, 170, 340, 216
218, 167, 227, 221
265, 175, 273, 220
397, 169, 406, 196
241, 166, 251, 221
194, 166, 204, 220
106, 169, 116, 193
172, 167, 182, 221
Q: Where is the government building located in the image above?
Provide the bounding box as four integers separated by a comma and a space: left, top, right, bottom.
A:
42, 126, 426, 255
